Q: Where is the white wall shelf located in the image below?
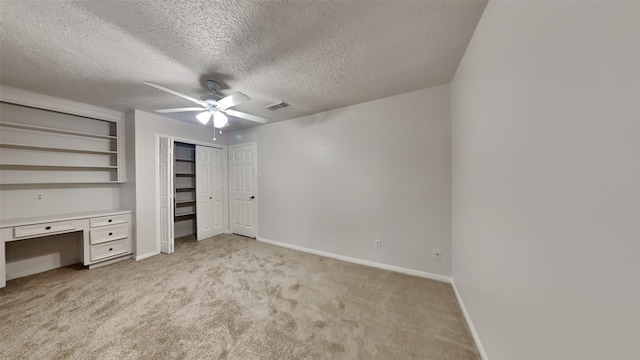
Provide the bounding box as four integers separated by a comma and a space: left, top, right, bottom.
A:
0, 102, 123, 185
0, 164, 117, 170
0, 142, 117, 155
0, 122, 116, 140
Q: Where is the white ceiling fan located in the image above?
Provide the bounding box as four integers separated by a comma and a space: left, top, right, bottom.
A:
144, 80, 268, 138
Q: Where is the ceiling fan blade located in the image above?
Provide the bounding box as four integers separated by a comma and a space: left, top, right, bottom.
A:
156, 107, 205, 113
143, 81, 206, 106
216, 92, 250, 110
224, 109, 268, 124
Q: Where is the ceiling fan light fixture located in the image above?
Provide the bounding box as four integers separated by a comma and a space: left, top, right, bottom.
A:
213, 111, 228, 128
196, 111, 211, 124
144, 81, 268, 125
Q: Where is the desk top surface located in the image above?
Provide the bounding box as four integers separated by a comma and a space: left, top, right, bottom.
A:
0, 209, 132, 228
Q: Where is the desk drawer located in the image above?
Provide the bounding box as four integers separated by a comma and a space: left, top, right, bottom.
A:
14, 220, 76, 238
90, 238, 130, 261
90, 214, 128, 228
90, 225, 128, 245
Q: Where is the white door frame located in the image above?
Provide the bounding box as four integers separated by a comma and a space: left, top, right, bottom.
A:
228, 142, 258, 238
155, 133, 228, 254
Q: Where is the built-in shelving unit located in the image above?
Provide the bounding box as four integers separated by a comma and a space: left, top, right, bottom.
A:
0, 102, 122, 185
173, 142, 196, 236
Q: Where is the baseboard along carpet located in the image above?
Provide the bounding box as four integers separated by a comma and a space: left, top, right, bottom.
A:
0, 234, 480, 359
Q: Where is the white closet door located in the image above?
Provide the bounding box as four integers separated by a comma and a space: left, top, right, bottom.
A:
159, 137, 174, 254
196, 146, 213, 240
196, 146, 224, 241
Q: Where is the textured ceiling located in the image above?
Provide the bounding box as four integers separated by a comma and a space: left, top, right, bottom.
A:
0, 0, 487, 130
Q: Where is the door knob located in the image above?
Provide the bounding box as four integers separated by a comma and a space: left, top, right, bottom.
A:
250, 196, 255, 200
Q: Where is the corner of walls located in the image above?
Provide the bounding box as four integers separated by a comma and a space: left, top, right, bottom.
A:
120, 110, 137, 254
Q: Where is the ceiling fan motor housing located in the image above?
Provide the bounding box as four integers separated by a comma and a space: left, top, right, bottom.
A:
200, 94, 217, 102
206, 80, 221, 92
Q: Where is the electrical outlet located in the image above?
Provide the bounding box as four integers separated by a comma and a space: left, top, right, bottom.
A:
433, 250, 441, 261
375, 239, 381, 249
35, 193, 44, 201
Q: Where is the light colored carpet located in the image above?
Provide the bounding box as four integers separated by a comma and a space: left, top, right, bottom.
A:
0, 234, 479, 359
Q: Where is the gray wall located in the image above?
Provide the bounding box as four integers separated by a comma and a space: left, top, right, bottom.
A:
451, 1, 640, 359
226, 84, 452, 277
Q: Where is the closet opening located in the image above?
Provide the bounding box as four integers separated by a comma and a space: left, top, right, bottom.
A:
173, 142, 197, 240
158, 137, 226, 254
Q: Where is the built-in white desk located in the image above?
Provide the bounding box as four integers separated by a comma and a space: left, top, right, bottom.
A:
0, 209, 133, 288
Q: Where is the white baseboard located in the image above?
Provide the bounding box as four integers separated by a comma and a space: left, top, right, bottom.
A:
256, 237, 452, 283
451, 279, 488, 360
135, 250, 160, 261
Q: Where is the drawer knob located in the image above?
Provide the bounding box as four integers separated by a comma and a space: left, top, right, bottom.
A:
109, 248, 113, 251
108, 219, 113, 223
45, 226, 52, 230
108, 232, 113, 236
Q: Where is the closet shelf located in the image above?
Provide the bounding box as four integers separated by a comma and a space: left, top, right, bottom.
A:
174, 212, 195, 220
175, 187, 195, 192
175, 158, 195, 163
175, 200, 196, 206
0, 142, 117, 155
175, 173, 195, 177
0, 121, 116, 140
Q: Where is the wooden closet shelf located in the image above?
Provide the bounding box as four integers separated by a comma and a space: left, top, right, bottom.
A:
175, 187, 195, 192
174, 213, 195, 220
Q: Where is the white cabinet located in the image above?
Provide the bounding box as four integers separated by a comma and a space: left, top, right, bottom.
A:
0, 102, 122, 184
84, 212, 132, 267
0, 209, 133, 288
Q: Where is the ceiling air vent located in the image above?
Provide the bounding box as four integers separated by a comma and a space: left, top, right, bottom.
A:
265, 100, 289, 111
